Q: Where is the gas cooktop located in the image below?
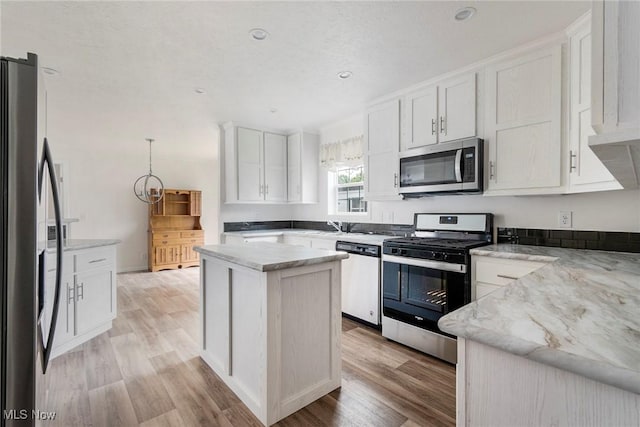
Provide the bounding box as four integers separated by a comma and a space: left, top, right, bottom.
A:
384, 237, 490, 251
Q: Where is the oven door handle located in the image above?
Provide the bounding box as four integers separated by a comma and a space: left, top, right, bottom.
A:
454, 149, 463, 183
382, 254, 466, 273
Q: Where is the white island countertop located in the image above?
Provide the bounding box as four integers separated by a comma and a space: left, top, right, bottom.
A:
194, 242, 349, 272
438, 244, 640, 395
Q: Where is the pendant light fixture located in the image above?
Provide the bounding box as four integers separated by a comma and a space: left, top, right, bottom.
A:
134, 138, 164, 204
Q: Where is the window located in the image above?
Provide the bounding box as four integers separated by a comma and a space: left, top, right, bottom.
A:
336, 166, 367, 213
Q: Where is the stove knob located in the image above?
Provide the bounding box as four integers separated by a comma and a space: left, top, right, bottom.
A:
443, 253, 448, 261
400, 249, 408, 256
433, 252, 443, 260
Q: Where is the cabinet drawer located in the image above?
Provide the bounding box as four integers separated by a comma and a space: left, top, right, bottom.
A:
475, 281, 502, 300
153, 231, 181, 241
474, 256, 546, 286
180, 230, 204, 239
153, 238, 183, 247
182, 238, 203, 245
75, 247, 115, 273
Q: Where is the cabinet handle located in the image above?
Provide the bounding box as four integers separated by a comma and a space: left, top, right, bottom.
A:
259, 184, 263, 195
161, 240, 168, 244
297, 185, 301, 195
440, 116, 446, 135
497, 274, 519, 280
89, 258, 106, 264
67, 284, 74, 304
489, 161, 495, 180
569, 150, 577, 172
393, 172, 398, 188
431, 119, 436, 135
265, 184, 269, 195
77, 283, 84, 301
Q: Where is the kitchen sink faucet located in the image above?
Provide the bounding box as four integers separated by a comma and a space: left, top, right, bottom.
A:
327, 220, 342, 232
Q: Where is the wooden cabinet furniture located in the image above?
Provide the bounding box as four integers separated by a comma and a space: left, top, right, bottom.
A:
484, 44, 563, 195
471, 255, 547, 300
148, 188, 204, 272
364, 99, 402, 201
49, 244, 117, 358
402, 73, 476, 150
287, 132, 319, 203
567, 13, 622, 193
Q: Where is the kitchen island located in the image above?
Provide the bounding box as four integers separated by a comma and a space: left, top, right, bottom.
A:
194, 242, 348, 426
439, 244, 640, 426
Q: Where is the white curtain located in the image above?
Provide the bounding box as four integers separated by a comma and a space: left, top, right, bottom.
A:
319, 135, 364, 170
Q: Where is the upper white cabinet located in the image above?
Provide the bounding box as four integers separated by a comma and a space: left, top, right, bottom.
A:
364, 99, 402, 200
588, 0, 640, 188
484, 45, 563, 194
224, 123, 318, 204
567, 14, 622, 193
263, 132, 287, 202
402, 73, 476, 150
287, 132, 319, 203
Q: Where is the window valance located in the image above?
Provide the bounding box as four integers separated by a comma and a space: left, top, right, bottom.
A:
319, 135, 364, 170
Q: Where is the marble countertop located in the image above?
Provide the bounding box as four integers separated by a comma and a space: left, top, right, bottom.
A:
438, 244, 640, 395
195, 242, 349, 272
46, 239, 121, 253
222, 229, 393, 245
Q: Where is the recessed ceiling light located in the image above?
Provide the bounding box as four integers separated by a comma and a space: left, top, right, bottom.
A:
249, 28, 269, 41
454, 7, 476, 22
42, 67, 59, 76
337, 71, 353, 79
194, 87, 206, 94
270, 108, 278, 113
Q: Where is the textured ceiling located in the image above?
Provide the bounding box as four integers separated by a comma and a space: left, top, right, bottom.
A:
1, 1, 589, 132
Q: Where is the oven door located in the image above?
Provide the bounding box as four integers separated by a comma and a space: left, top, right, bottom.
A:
382, 255, 467, 333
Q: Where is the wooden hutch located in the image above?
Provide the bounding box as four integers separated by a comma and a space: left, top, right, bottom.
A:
148, 189, 204, 272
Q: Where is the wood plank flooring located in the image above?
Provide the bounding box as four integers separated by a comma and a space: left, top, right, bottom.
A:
42, 268, 455, 426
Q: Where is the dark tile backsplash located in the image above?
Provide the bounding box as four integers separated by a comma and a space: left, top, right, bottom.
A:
497, 227, 640, 253
224, 220, 414, 236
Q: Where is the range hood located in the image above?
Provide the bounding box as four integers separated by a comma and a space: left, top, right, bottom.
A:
589, 129, 640, 189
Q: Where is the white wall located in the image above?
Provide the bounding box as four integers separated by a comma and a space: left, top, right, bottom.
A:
295, 115, 640, 232
46, 88, 221, 273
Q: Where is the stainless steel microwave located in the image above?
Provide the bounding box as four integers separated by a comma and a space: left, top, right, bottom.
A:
398, 138, 483, 196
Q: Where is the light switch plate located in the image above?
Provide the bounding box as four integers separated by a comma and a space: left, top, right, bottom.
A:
558, 211, 572, 228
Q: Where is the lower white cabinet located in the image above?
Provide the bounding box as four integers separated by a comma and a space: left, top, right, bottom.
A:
51, 244, 117, 358
472, 255, 547, 300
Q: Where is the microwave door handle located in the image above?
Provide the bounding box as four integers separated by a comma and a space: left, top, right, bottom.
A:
454, 149, 463, 182
37, 137, 64, 374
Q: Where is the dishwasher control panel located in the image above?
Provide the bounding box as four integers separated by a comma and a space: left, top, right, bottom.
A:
335, 241, 381, 257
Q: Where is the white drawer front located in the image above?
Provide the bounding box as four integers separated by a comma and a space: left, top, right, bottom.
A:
474, 256, 546, 286
75, 247, 115, 273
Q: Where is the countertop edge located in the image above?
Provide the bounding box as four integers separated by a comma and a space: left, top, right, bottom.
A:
46, 239, 121, 253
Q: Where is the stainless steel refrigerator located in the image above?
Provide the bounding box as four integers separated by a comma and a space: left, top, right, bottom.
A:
1, 53, 63, 426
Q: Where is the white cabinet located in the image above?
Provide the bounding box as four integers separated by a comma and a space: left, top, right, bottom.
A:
484, 45, 563, 194
236, 127, 263, 202
567, 15, 622, 193
263, 132, 287, 202
364, 99, 402, 200
287, 132, 319, 203
472, 255, 547, 301
51, 244, 117, 358
402, 73, 476, 150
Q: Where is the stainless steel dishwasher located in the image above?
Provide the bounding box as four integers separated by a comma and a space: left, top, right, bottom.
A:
335, 241, 381, 327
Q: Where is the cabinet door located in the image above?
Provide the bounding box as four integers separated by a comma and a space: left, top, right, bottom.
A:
568, 25, 621, 192
405, 86, 438, 149
154, 245, 181, 265
365, 99, 401, 200
438, 73, 476, 143
75, 268, 115, 336
263, 132, 287, 202
189, 191, 202, 216
485, 46, 562, 192
47, 271, 75, 349
237, 127, 263, 201
181, 243, 200, 263
287, 133, 302, 202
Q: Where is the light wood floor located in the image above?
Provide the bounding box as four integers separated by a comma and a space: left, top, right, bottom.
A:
43, 268, 455, 426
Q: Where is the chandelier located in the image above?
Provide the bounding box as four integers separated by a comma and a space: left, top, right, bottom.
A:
133, 138, 164, 204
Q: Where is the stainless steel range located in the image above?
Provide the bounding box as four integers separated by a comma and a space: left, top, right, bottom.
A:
381, 213, 493, 363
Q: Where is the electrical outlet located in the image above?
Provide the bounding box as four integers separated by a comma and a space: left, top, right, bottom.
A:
558, 211, 572, 228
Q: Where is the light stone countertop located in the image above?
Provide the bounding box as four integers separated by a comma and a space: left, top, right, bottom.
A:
222, 229, 392, 246
46, 239, 121, 253
438, 243, 640, 395
195, 242, 349, 272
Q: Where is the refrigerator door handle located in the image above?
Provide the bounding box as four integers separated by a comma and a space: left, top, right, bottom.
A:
37, 137, 63, 374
